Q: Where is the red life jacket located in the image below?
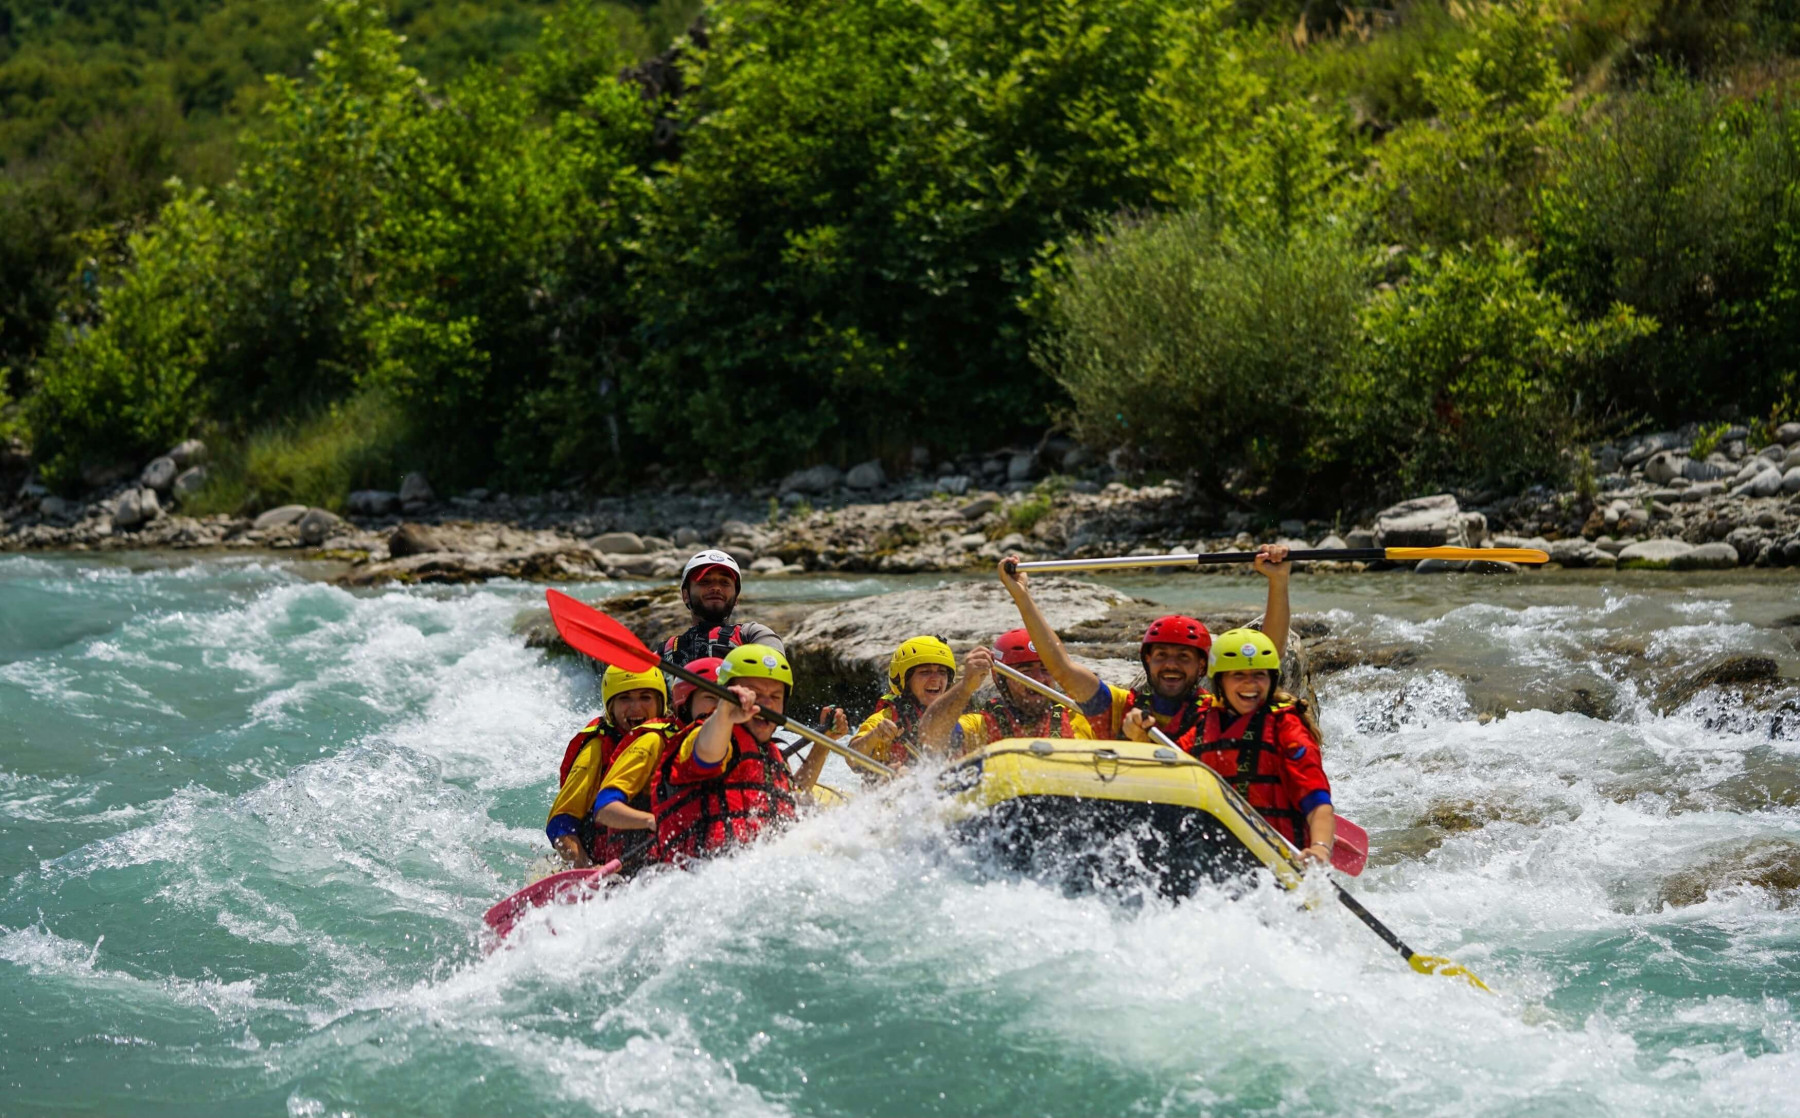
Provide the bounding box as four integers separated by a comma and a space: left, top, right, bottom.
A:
589, 718, 679, 865
1123, 686, 1205, 741
559, 717, 622, 785
662, 624, 745, 668
974, 693, 1078, 742
868, 694, 927, 768
1189, 698, 1312, 845
651, 724, 797, 864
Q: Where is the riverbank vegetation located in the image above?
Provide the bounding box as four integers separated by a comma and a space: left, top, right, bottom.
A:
4, 0, 1798, 512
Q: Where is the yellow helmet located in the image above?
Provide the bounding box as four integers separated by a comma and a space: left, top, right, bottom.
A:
1209, 628, 1280, 675
602, 665, 669, 711
715, 643, 794, 691
888, 635, 956, 694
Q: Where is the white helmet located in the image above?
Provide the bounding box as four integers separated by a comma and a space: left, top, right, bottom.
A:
681, 549, 742, 587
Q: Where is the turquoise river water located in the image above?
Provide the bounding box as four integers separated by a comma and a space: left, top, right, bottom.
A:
2, 553, 1798, 1116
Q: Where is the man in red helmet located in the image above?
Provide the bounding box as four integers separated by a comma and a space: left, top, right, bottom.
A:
917, 629, 1096, 755
996, 545, 1292, 740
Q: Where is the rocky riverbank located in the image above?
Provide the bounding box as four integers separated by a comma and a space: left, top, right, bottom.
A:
5, 421, 1800, 578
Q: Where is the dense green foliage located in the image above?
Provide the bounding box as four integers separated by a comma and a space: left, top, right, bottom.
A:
10, 0, 1800, 508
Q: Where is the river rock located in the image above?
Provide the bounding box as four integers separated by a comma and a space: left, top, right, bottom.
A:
39, 495, 76, 520
1783, 467, 1800, 494
253, 504, 308, 531
168, 439, 208, 468
1732, 469, 1785, 499
1669, 542, 1739, 570
1777, 422, 1800, 446
1659, 655, 1781, 712
172, 466, 209, 500
960, 496, 1001, 520
937, 475, 973, 496
781, 464, 843, 495
398, 472, 434, 504
1683, 456, 1731, 481
591, 531, 647, 554
297, 508, 344, 546
347, 489, 400, 515
1623, 432, 1682, 467
1659, 840, 1800, 909
1618, 539, 1694, 568
1412, 558, 1468, 573
1643, 451, 1683, 485
1007, 453, 1038, 482
1373, 493, 1467, 548
1548, 538, 1607, 567
749, 556, 786, 574
785, 577, 1151, 702
114, 487, 162, 529
140, 456, 178, 492
845, 460, 887, 490
1345, 528, 1376, 548
388, 522, 443, 558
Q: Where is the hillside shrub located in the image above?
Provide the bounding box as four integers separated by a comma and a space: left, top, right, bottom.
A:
1534, 75, 1800, 418
1350, 243, 1653, 492
1037, 211, 1369, 501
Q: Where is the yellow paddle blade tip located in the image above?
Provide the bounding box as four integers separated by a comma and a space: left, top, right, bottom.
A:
1409, 954, 1494, 993
1386, 547, 1550, 565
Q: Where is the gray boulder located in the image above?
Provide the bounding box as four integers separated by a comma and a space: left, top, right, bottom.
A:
936, 475, 973, 496
1783, 446, 1800, 471
960, 495, 1001, 520
1617, 539, 1695, 568
140, 456, 178, 492
167, 439, 208, 468
1726, 527, 1766, 559
1314, 534, 1347, 551
297, 508, 344, 546
1776, 421, 1800, 446
780, 464, 844, 495
387, 523, 443, 558
591, 531, 647, 554
1548, 538, 1605, 567
1643, 451, 1683, 485
252, 504, 308, 530
1683, 456, 1732, 481
1007, 453, 1039, 482
1623, 432, 1682, 467
1373, 493, 1467, 548
346, 489, 400, 515
1345, 528, 1377, 549
1784, 467, 1800, 494
1412, 559, 1469, 573
172, 466, 209, 500
1669, 542, 1740, 570
113, 487, 162, 529
1732, 469, 1785, 499
845, 460, 887, 490
674, 526, 703, 547
749, 556, 786, 575
398, 472, 434, 504
39, 495, 77, 520
786, 576, 1145, 696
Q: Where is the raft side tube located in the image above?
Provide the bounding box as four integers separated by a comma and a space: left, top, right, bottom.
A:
941, 738, 1305, 896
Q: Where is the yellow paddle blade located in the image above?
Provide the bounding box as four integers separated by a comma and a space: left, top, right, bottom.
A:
1408, 953, 1494, 992
1386, 546, 1549, 565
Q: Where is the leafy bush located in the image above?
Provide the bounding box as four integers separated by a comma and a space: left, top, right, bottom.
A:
626, 0, 1231, 475
1350, 243, 1652, 492
1534, 75, 1800, 419
1037, 211, 1369, 502
27, 197, 224, 490
1364, 0, 1569, 247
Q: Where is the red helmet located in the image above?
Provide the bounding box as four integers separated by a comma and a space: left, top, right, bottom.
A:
1140, 615, 1212, 659
671, 657, 724, 715
993, 628, 1041, 666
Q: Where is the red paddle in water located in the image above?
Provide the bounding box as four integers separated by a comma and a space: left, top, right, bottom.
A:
483, 860, 622, 940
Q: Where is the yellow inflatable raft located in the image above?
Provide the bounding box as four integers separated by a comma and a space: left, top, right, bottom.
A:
939, 738, 1304, 896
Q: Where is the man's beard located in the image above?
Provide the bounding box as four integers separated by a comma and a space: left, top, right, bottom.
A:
689, 591, 738, 627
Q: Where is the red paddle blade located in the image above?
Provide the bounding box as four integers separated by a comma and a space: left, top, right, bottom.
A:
545, 589, 659, 672
483, 860, 622, 940
1332, 816, 1369, 876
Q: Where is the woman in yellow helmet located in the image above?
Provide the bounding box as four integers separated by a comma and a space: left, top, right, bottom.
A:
547, 665, 671, 867
844, 636, 959, 777
1129, 628, 1336, 867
